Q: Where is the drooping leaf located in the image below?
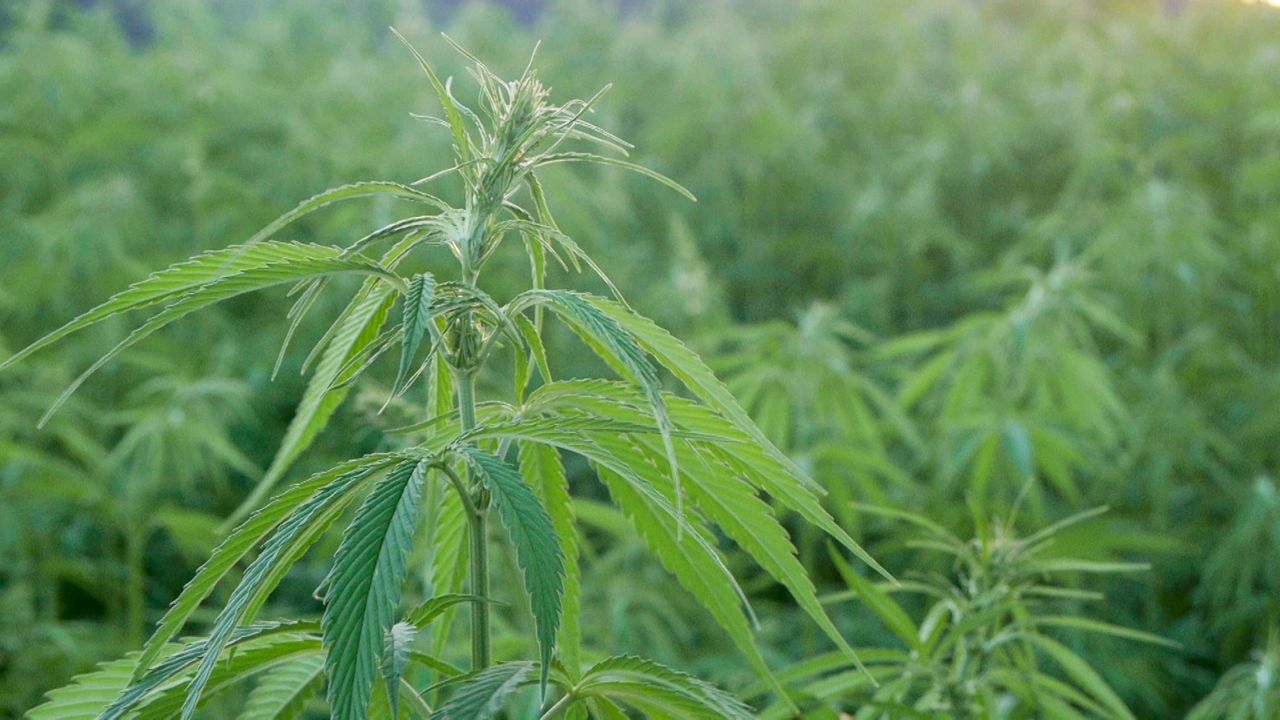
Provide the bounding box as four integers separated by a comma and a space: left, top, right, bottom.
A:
323, 461, 429, 720
396, 272, 437, 393
514, 290, 680, 516
0, 241, 387, 375
238, 656, 325, 720
134, 453, 403, 677
21, 243, 399, 426
1027, 634, 1135, 720
461, 446, 564, 695
174, 464, 392, 720
431, 662, 534, 720
26, 653, 142, 720
231, 280, 397, 524
518, 442, 582, 678
593, 463, 793, 709
133, 635, 322, 720
107, 622, 319, 720
574, 655, 754, 720
229, 233, 423, 526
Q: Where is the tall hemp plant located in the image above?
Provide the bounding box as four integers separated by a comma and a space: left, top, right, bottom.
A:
14, 36, 883, 719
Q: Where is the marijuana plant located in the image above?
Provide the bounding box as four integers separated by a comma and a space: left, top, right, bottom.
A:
759, 503, 1174, 719
13, 35, 877, 719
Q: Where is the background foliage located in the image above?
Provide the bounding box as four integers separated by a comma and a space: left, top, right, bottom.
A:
2, 0, 1279, 716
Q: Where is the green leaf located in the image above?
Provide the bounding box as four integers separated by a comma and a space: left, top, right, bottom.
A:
174, 465, 389, 720
534, 152, 696, 201
238, 656, 325, 720
392, 29, 474, 168
230, 280, 397, 525
428, 475, 470, 662
432, 662, 534, 720
518, 442, 582, 678
461, 447, 564, 695
515, 290, 680, 518
582, 301, 891, 579
134, 453, 403, 678
1029, 616, 1180, 648
0, 241, 384, 375
403, 593, 491, 629
245, 181, 448, 245
381, 623, 417, 719
26, 653, 142, 720
828, 546, 919, 652
396, 273, 437, 393
22, 243, 398, 426
229, 233, 422, 527
107, 622, 319, 719
592, 462, 792, 709
1027, 634, 1135, 720
133, 635, 322, 720
575, 655, 754, 720
323, 461, 429, 720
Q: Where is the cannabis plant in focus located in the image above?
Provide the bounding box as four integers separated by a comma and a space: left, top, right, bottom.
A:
759, 503, 1175, 719
12, 34, 877, 719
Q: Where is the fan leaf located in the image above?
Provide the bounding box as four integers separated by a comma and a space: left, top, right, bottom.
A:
323, 461, 429, 720
461, 447, 564, 695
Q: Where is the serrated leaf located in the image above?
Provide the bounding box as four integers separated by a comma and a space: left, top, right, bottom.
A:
575, 655, 754, 720
516, 290, 680, 518
238, 656, 325, 720
828, 546, 919, 653
583, 300, 893, 578
518, 442, 581, 678
133, 635, 322, 720
461, 447, 564, 695
534, 152, 696, 201
26, 653, 142, 720
229, 233, 422, 527
432, 662, 534, 720
323, 461, 429, 720
173, 465, 388, 720
428, 476, 470, 663
106, 622, 318, 720
592, 463, 792, 709
396, 273, 437, 393
0, 241, 384, 375
134, 453, 403, 678
231, 280, 397, 525
20, 243, 398, 426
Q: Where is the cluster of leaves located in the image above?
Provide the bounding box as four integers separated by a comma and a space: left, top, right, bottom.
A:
760, 505, 1176, 718
8, 23, 882, 720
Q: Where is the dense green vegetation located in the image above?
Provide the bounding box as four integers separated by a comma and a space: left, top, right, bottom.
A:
2, 0, 1278, 717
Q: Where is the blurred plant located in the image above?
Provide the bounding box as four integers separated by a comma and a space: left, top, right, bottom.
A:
1187, 628, 1280, 720
880, 259, 1135, 521
757, 503, 1174, 719
1195, 475, 1280, 657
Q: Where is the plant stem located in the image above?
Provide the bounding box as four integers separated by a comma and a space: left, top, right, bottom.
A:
537, 692, 573, 720
457, 370, 492, 670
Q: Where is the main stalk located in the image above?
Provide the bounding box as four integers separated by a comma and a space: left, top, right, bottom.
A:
456, 368, 492, 670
